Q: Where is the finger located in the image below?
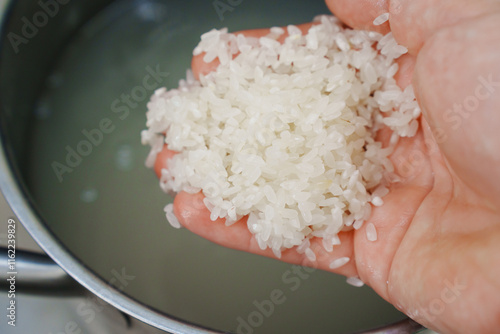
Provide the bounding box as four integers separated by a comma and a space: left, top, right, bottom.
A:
356, 128, 434, 298
414, 12, 500, 201
373, 53, 416, 148
173, 191, 258, 252
174, 191, 359, 276
153, 144, 178, 178
389, 0, 500, 54
394, 53, 415, 90
191, 23, 314, 80
324, 0, 390, 33
326, 0, 500, 54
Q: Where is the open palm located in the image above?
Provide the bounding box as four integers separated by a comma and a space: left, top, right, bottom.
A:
153, 1, 500, 333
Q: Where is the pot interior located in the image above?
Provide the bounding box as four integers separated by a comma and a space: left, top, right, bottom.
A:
1, 0, 406, 333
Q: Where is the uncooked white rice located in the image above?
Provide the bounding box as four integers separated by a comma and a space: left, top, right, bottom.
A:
346, 277, 365, 287
305, 247, 317, 262
366, 222, 378, 242
373, 13, 390, 26
371, 196, 384, 207
352, 219, 364, 230
142, 15, 419, 257
164, 203, 181, 229
329, 256, 350, 269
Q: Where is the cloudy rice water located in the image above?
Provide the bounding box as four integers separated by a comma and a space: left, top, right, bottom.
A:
142, 15, 420, 259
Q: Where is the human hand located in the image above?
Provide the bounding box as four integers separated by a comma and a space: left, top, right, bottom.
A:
154, 1, 500, 333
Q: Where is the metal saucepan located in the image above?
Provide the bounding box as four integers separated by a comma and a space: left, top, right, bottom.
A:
0, 0, 424, 333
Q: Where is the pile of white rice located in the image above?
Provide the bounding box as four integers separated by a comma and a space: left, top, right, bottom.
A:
142, 15, 420, 259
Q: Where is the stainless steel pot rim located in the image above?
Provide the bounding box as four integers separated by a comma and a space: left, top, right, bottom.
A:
0, 0, 202, 329
0, 150, 218, 334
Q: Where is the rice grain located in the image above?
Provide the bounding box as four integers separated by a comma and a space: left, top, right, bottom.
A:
164, 204, 181, 229
366, 222, 378, 242
329, 257, 350, 269
143, 15, 419, 255
346, 277, 365, 287
373, 13, 390, 26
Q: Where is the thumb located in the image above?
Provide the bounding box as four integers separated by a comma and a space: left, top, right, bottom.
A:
414, 12, 500, 201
